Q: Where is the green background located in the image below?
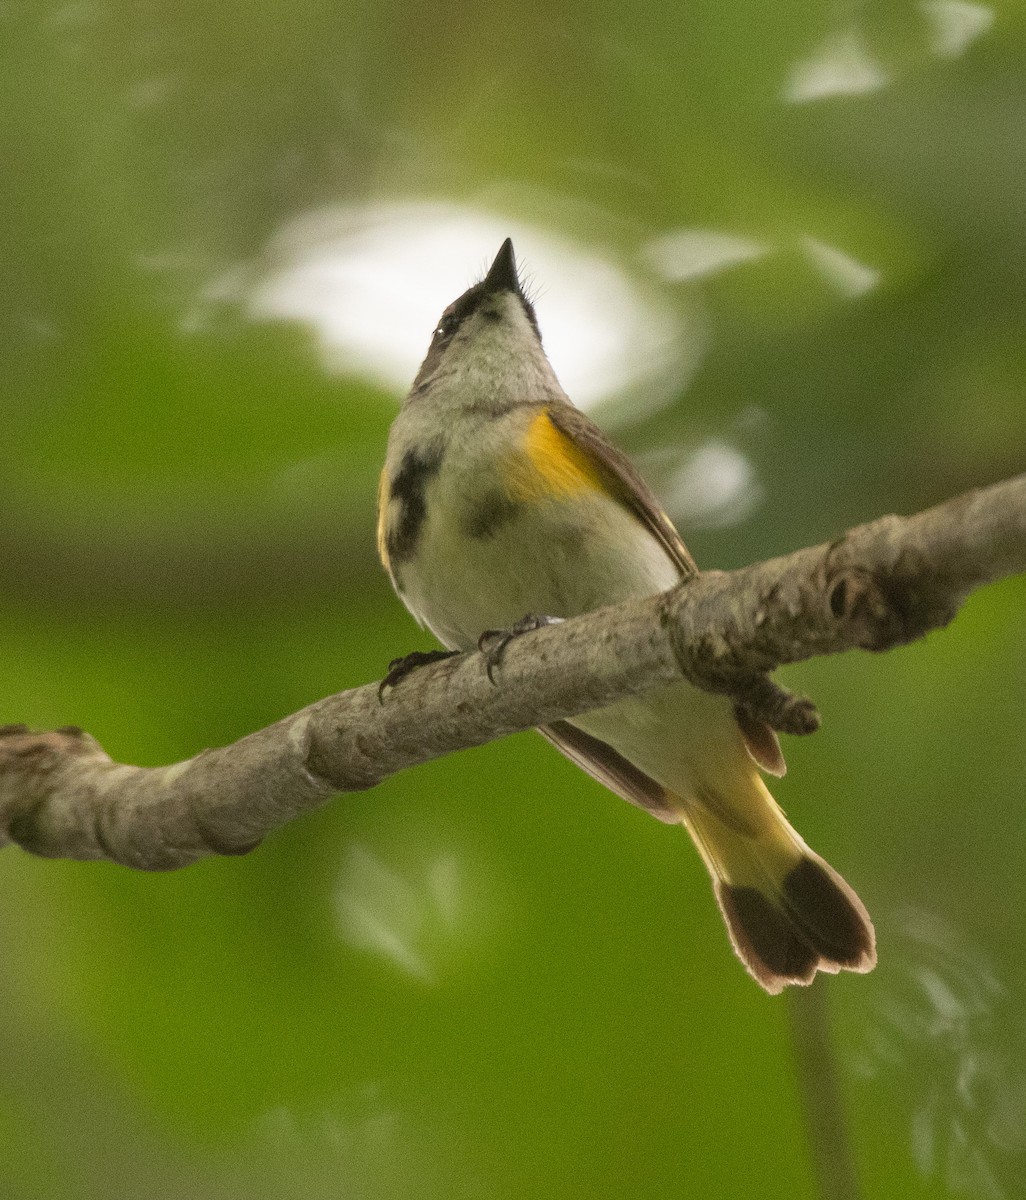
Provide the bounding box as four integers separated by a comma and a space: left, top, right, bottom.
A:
2, 1, 1026, 1196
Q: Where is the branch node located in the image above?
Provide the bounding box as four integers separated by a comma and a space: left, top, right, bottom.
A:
823, 545, 962, 653
824, 566, 891, 643
182, 784, 265, 862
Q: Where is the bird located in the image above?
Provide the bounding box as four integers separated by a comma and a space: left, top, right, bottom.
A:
376, 238, 876, 993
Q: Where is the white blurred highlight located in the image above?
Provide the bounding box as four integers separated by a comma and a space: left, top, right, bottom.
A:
199, 201, 700, 413
642, 229, 771, 282
784, 6, 994, 104
641, 440, 763, 530
800, 236, 881, 297
333, 843, 486, 984
920, 1, 995, 59
784, 28, 890, 103
857, 908, 1026, 1199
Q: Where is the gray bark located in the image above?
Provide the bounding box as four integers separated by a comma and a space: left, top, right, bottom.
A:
1, 474, 1023, 872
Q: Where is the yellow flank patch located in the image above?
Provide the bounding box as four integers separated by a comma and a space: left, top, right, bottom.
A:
506, 409, 607, 501
376, 466, 392, 572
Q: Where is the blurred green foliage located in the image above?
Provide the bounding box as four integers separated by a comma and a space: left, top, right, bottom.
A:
2, 1, 1026, 1197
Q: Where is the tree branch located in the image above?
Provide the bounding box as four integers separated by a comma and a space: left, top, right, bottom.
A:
2, 474, 1023, 871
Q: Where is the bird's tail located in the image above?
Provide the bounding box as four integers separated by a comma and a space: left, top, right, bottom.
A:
675, 775, 876, 994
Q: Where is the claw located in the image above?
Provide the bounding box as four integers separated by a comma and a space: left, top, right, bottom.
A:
378, 649, 458, 702
478, 613, 561, 685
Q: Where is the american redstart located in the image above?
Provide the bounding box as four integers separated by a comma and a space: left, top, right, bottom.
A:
377, 239, 875, 993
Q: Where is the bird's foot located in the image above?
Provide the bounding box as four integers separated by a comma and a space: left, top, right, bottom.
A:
478, 613, 562, 685
378, 649, 459, 702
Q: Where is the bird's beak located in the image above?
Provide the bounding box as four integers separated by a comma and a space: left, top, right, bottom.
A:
482, 238, 520, 294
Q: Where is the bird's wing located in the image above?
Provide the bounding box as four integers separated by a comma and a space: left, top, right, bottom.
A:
537, 720, 681, 823
543, 402, 698, 577
542, 403, 786, 779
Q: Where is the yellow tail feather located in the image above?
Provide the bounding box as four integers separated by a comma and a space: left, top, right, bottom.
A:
676, 776, 876, 994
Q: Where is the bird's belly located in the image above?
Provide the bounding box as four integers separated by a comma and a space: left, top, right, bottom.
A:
391, 467, 754, 806
571, 682, 749, 800
395, 489, 679, 651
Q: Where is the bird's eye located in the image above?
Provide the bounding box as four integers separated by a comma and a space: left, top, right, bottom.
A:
435, 314, 458, 340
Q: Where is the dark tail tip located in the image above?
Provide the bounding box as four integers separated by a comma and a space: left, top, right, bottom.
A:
717, 857, 876, 994
784, 857, 876, 967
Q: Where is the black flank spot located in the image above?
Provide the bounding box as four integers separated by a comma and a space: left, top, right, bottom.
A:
463, 489, 521, 539
387, 442, 445, 563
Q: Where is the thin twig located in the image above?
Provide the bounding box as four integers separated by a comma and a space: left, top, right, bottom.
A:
788, 985, 862, 1200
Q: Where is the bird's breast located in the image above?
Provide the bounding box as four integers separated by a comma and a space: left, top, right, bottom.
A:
390, 448, 678, 650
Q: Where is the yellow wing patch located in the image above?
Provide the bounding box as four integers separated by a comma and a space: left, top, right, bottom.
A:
505, 409, 608, 501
